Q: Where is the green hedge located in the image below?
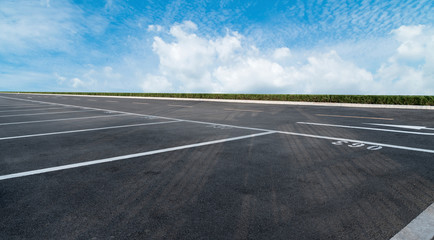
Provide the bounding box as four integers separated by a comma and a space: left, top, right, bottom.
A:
7, 92, 434, 105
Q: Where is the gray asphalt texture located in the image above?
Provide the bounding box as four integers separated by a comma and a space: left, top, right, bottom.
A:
0, 93, 433, 240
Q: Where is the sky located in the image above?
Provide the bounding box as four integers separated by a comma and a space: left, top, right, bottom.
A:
1, 0, 433, 94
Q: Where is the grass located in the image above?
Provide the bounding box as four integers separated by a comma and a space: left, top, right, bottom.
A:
4, 92, 434, 105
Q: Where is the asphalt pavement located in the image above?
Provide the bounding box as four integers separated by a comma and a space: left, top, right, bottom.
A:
0, 93, 433, 240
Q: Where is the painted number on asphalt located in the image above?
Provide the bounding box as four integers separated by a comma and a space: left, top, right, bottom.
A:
332, 140, 382, 151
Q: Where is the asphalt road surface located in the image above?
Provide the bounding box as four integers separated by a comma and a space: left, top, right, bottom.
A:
0, 93, 433, 240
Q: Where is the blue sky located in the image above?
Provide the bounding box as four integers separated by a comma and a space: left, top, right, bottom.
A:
1, 0, 433, 94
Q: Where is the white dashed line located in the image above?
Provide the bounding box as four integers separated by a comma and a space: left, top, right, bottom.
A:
132, 102, 148, 105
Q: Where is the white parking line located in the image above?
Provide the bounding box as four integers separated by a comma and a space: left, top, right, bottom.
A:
316, 114, 394, 120
1, 95, 433, 154
297, 122, 434, 136
0, 114, 129, 126
0, 104, 45, 108
0, 131, 274, 181
0, 109, 96, 118
390, 202, 434, 240
0, 107, 64, 113
276, 131, 434, 154
0, 120, 180, 141
366, 123, 434, 131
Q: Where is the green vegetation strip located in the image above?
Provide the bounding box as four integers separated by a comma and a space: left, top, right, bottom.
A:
4, 92, 434, 105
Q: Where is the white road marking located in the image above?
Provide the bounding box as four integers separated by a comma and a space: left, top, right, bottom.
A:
0, 104, 44, 108
316, 114, 394, 120
366, 123, 434, 131
168, 104, 193, 108
224, 108, 263, 113
297, 122, 434, 136
390, 202, 434, 240
0, 114, 129, 126
0, 120, 180, 141
1, 95, 433, 154
106, 100, 118, 103
0, 131, 275, 181
0, 107, 64, 113
0, 109, 97, 118
277, 130, 434, 154
88, 99, 97, 101
132, 102, 148, 105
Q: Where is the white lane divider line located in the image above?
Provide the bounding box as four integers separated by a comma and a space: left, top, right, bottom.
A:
0, 107, 65, 113
366, 123, 434, 131
224, 108, 263, 113
297, 122, 434, 136
1, 95, 434, 154
106, 100, 118, 103
390, 202, 434, 240
0, 104, 47, 108
277, 130, 434, 154
0, 114, 129, 126
0, 120, 180, 141
316, 114, 394, 120
132, 102, 148, 105
0, 131, 275, 181
0, 109, 97, 118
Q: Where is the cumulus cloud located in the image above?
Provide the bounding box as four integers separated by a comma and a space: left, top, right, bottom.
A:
144, 21, 378, 94
142, 21, 433, 94
272, 47, 291, 60
375, 25, 434, 94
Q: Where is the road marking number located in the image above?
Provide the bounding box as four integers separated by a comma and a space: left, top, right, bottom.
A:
332, 140, 382, 151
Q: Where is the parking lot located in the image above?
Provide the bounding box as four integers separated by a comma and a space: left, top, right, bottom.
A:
0, 93, 433, 239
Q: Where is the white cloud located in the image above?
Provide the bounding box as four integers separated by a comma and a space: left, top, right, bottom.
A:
287, 51, 375, 94
374, 25, 434, 94
143, 21, 433, 94
0, 0, 80, 54
71, 78, 85, 88
272, 47, 291, 60
392, 25, 427, 61
148, 24, 163, 32
146, 21, 377, 94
